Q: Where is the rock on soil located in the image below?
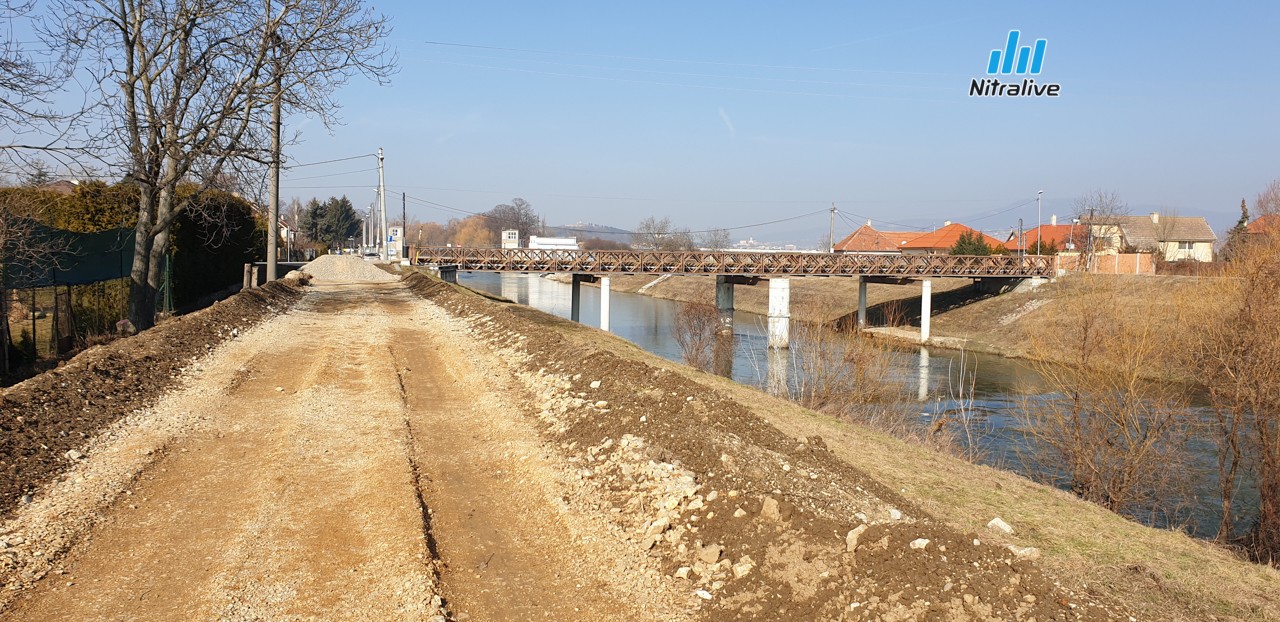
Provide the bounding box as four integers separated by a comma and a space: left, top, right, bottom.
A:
303, 254, 398, 283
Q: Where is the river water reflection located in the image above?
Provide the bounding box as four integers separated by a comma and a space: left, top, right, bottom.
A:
460, 272, 1240, 538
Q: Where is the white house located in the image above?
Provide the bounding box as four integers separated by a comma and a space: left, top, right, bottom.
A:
528, 236, 579, 250
1088, 213, 1217, 262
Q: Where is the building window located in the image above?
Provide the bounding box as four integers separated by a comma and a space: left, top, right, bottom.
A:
1178, 241, 1194, 251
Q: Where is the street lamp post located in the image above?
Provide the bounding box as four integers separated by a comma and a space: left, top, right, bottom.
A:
1036, 190, 1043, 255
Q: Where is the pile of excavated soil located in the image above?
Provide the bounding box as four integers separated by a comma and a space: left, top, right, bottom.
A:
303, 254, 399, 283
402, 272, 1129, 621
0, 281, 304, 518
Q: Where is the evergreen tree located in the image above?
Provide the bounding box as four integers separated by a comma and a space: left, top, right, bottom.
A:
1219, 198, 1251, 262
949, 230, 992, 255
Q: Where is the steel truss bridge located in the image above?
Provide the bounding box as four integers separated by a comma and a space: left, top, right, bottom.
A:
411, 247, 1054, 279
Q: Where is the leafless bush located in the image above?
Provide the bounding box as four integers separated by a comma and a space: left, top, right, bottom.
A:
929, 348, 991, 464
1017, 275, 1194, 523
880, 299, 908, 327
673, 301, 720, 372
1192, 184, 1280, 561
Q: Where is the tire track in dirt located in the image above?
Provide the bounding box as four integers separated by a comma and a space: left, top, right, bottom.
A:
389, 314, 688, 621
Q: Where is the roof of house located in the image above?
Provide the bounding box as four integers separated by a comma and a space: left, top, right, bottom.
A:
39, 180, 78, 195
901, 223, 1002, 251
1248, 214, 1280, 234
1106, 214, 1217, 248
833, 224, 920, 252
1003, 224, 1085, 251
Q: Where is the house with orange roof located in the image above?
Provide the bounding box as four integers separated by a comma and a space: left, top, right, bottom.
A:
1247, 214, 1279, 235
833, 222, 920, 253
1003, 222, 1087, 253
900, 222, 1002, 255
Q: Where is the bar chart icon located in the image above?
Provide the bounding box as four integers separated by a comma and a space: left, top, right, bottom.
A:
987, 31, 1047, 75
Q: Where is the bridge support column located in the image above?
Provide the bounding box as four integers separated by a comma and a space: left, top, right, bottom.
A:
857, 276, 868, 328
570, 274, 586, 322
920, 278, 932, 343
438, 265, 457, 284
715, 275, 735, 334
600, 277, 611, 332
768, 278, 790, 349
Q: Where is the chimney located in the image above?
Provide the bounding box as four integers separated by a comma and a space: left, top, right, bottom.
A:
1150, 212, 1159, 224
866, 219, 872, 227
1050, 214, 1057, 226
943, 220, 952, 227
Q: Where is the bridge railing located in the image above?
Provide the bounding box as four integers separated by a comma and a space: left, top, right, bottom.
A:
411, 247, 1054, 278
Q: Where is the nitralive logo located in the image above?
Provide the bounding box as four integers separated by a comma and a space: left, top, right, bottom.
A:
969, 30, 1061, 97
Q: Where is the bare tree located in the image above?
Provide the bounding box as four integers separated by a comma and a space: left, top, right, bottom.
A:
633, 216, 694, 251
1075, 190, 1129, 271
52, 0, 392, 329
1193, 180, 1280, 559
699, 228, 732, 251
0, 0, 82, 168
484, 198, 540, 242
0, 191, 67, 373
1017, 276, 1193, 522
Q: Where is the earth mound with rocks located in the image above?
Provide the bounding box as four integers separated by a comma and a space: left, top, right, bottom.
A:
303, 254, 398, 283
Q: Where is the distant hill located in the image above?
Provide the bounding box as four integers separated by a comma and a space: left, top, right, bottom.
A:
546, 222, 633, 244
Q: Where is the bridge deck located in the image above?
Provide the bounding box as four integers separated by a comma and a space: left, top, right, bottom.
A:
412, 247, 1054, 278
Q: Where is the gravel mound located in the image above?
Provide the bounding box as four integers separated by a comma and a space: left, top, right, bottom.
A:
303, 254, 398, 283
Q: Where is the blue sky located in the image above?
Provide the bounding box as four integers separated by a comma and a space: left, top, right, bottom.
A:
272, 2, 1278, 245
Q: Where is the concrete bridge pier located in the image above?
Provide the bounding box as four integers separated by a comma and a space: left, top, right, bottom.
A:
569, 274, 610, 331
768, 278, 790, 349
920, 279, 933, 343
599, 277, 611, 332
713, 275, 759, 335
857, 276, 868, 328
715, 275, 735, 334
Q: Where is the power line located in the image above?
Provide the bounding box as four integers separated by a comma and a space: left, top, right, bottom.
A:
287, 153, 374, 168
281, 167, 377, 181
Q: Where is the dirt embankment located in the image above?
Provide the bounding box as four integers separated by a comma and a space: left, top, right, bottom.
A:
0, 281, 304, 518
405, 272, 1127, 621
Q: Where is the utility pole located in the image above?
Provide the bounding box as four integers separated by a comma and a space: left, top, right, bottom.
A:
1035, 190, 1043, 255
378, 147, 387, 261
828, 202, 837, 253
266, 34, 283, 280
402, 191, 407, 260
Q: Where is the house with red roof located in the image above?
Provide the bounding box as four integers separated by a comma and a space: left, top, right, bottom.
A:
900, 222, 1002, 255
833, 222, 920, 253
1247, 214, 1279, 235
1003, 222, 1087, 253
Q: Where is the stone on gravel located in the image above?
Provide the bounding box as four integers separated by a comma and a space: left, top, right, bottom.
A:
760, 496, 782, 522
1009, 545, 1041, 560
64, 450, 83, 460
589, 380, 601, 389
698, 543, 723, 564
302, 255, 397, 283
988, 517, 1015, 534
909, 538, 930, 550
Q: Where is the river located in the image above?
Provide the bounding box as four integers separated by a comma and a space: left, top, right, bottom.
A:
459, 271, 1245, 539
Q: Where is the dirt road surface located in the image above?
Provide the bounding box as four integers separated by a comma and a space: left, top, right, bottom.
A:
1, 280, 683, 621
0, 263, 1130, 620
